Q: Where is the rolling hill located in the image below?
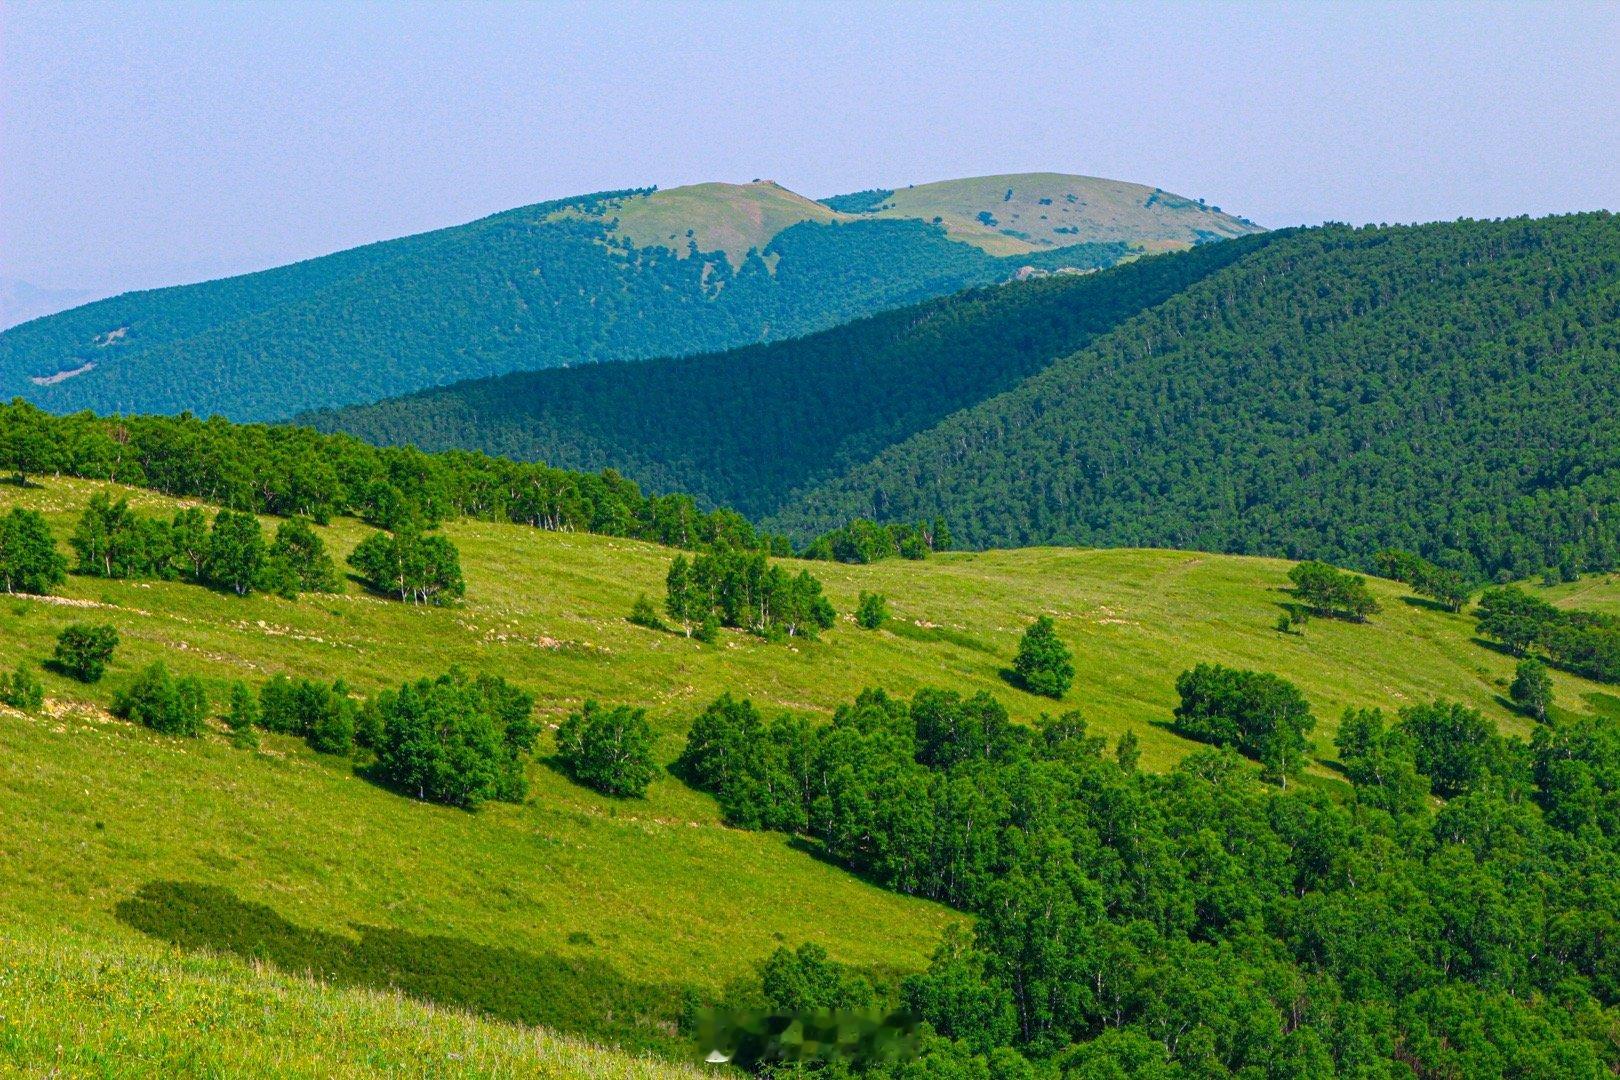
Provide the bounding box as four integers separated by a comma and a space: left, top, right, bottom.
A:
302, 233, 1275, 519
313, 212, 1620, 582
0, 174, 1259, 421
7, 465, 1620, 1072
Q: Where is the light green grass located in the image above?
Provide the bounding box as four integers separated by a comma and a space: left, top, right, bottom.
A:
0, 934, 704, 1078
4, 476, 1616, 1068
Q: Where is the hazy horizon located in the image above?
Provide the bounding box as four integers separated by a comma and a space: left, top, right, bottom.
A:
3, 0, 1617, 304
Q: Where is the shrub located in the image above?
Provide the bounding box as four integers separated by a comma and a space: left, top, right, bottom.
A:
112, 662, 207, 736
555, 701, 658, 798
51, 622, 119, 683
1012, 616, 1073, 698
0, 662, 44, 711
856, 592, 890, 630
628, 592, 666, 630
225, 681, 260, 749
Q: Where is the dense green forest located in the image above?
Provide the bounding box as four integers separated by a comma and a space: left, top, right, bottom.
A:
0, 184, 1141, 421
0, 400, 786, 554
771, 213, 1620, 581
684, 680, 1620, 1075
305, 235, 1269, 518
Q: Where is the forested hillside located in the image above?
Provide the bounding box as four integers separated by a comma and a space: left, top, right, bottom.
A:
0, 175, 1251, 420
303, 234, 1273, 517
771, 213, 1620, 581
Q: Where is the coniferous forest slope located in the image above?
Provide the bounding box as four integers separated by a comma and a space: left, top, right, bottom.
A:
772, 212, 1620, 580
302, 233, 1273, 518
0, 175, 1257, 420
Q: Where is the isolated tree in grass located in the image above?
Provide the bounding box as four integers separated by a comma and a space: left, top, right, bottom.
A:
628, 592, 665, 630
1012, 615, 1073, 698
204, 510, 265, 596
372, 669, 529, 808
0, 662, 44, 711
0, 507, 66, 595
52, 622, 119, 683
554, 700, 658, 798
1288, 560, 1380, 622
112, 662, 208, 737
856, 591, 890, 629
1510, 658, 1554, 722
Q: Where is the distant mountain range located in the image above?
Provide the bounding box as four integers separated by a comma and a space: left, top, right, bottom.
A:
311, 212, 1620, 580
0, 277, 102, 332
0, 173, 1259, 420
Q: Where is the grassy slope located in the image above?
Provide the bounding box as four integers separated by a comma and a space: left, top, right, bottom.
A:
872, 173, 1263, 254
5, 477, 1618, 1067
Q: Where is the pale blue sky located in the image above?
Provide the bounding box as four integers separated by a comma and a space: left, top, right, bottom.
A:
3, 0, 1617, 294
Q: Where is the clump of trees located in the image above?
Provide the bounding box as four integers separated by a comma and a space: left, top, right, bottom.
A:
370, 668, 537, 808
1376, 548, 1472, 611
1510, 657, 1554, 721
67, 494, 336, 599
1172, 663, 1316, 786
1477, 585, 1620, 683
1011, 615, 1072, 698
1287, 560, 1380, 621
664, 551, 835, 641
112, 662, 208, 736
51, 623, 119, 683
802, 518, 948, 564
554, 701, 658, 798
0, 508, 66, 595
259, 675, 360, 756
348, 523, 465, 605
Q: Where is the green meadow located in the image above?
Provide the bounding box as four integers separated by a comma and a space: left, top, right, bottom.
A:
4, 475, 1617, 1071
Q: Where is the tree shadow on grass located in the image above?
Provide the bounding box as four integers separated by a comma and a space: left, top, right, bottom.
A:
115, 880, 689, 1056
1398, 595, 1461, 615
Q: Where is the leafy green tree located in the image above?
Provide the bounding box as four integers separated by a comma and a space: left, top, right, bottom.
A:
0, 662, 44, 711
1115, 728, 1141, 772
1335, 707, 1430, 815
266, 517, 338, 596
664, 554, 697, 635
554, 700, 658, 798
1476, 587, 1557, 656
51, 622, 119, 683
759, 942, 874, 1013
111, 662, 207, 737
69, 493, 139, 577
1510, 658, 1554, 722
856, 591, 890, 629
1398, 700, 1499, 797
225, 680, 259, 749
204, 510, 265, 596
169, 508, 210, 580
0, 507, 66, 595
0, 399, 61, 485
1011, 616, 1073, 698
369, 669, 530, 807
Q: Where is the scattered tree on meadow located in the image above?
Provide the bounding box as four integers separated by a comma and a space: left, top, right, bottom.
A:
51, 622, 119, 683
554, 700, 659, 798
856, 591, 890, 629
0, 507, 66, 595
662, 550, 835, 641
1011, 615, 1073, 699
112, 662, 208, 737
1375, 548, 1472, 611
1288, 560, 1380, 621
265, 517, 338, 597
1510, 658, 1554, 722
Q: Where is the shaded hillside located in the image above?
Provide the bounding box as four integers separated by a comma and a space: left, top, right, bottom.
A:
0, 174, 1250, 420
768, 213, 1620, 581
302, 235, 1273, 517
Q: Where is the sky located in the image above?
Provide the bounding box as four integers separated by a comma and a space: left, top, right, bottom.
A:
2, 0, 1618, 297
